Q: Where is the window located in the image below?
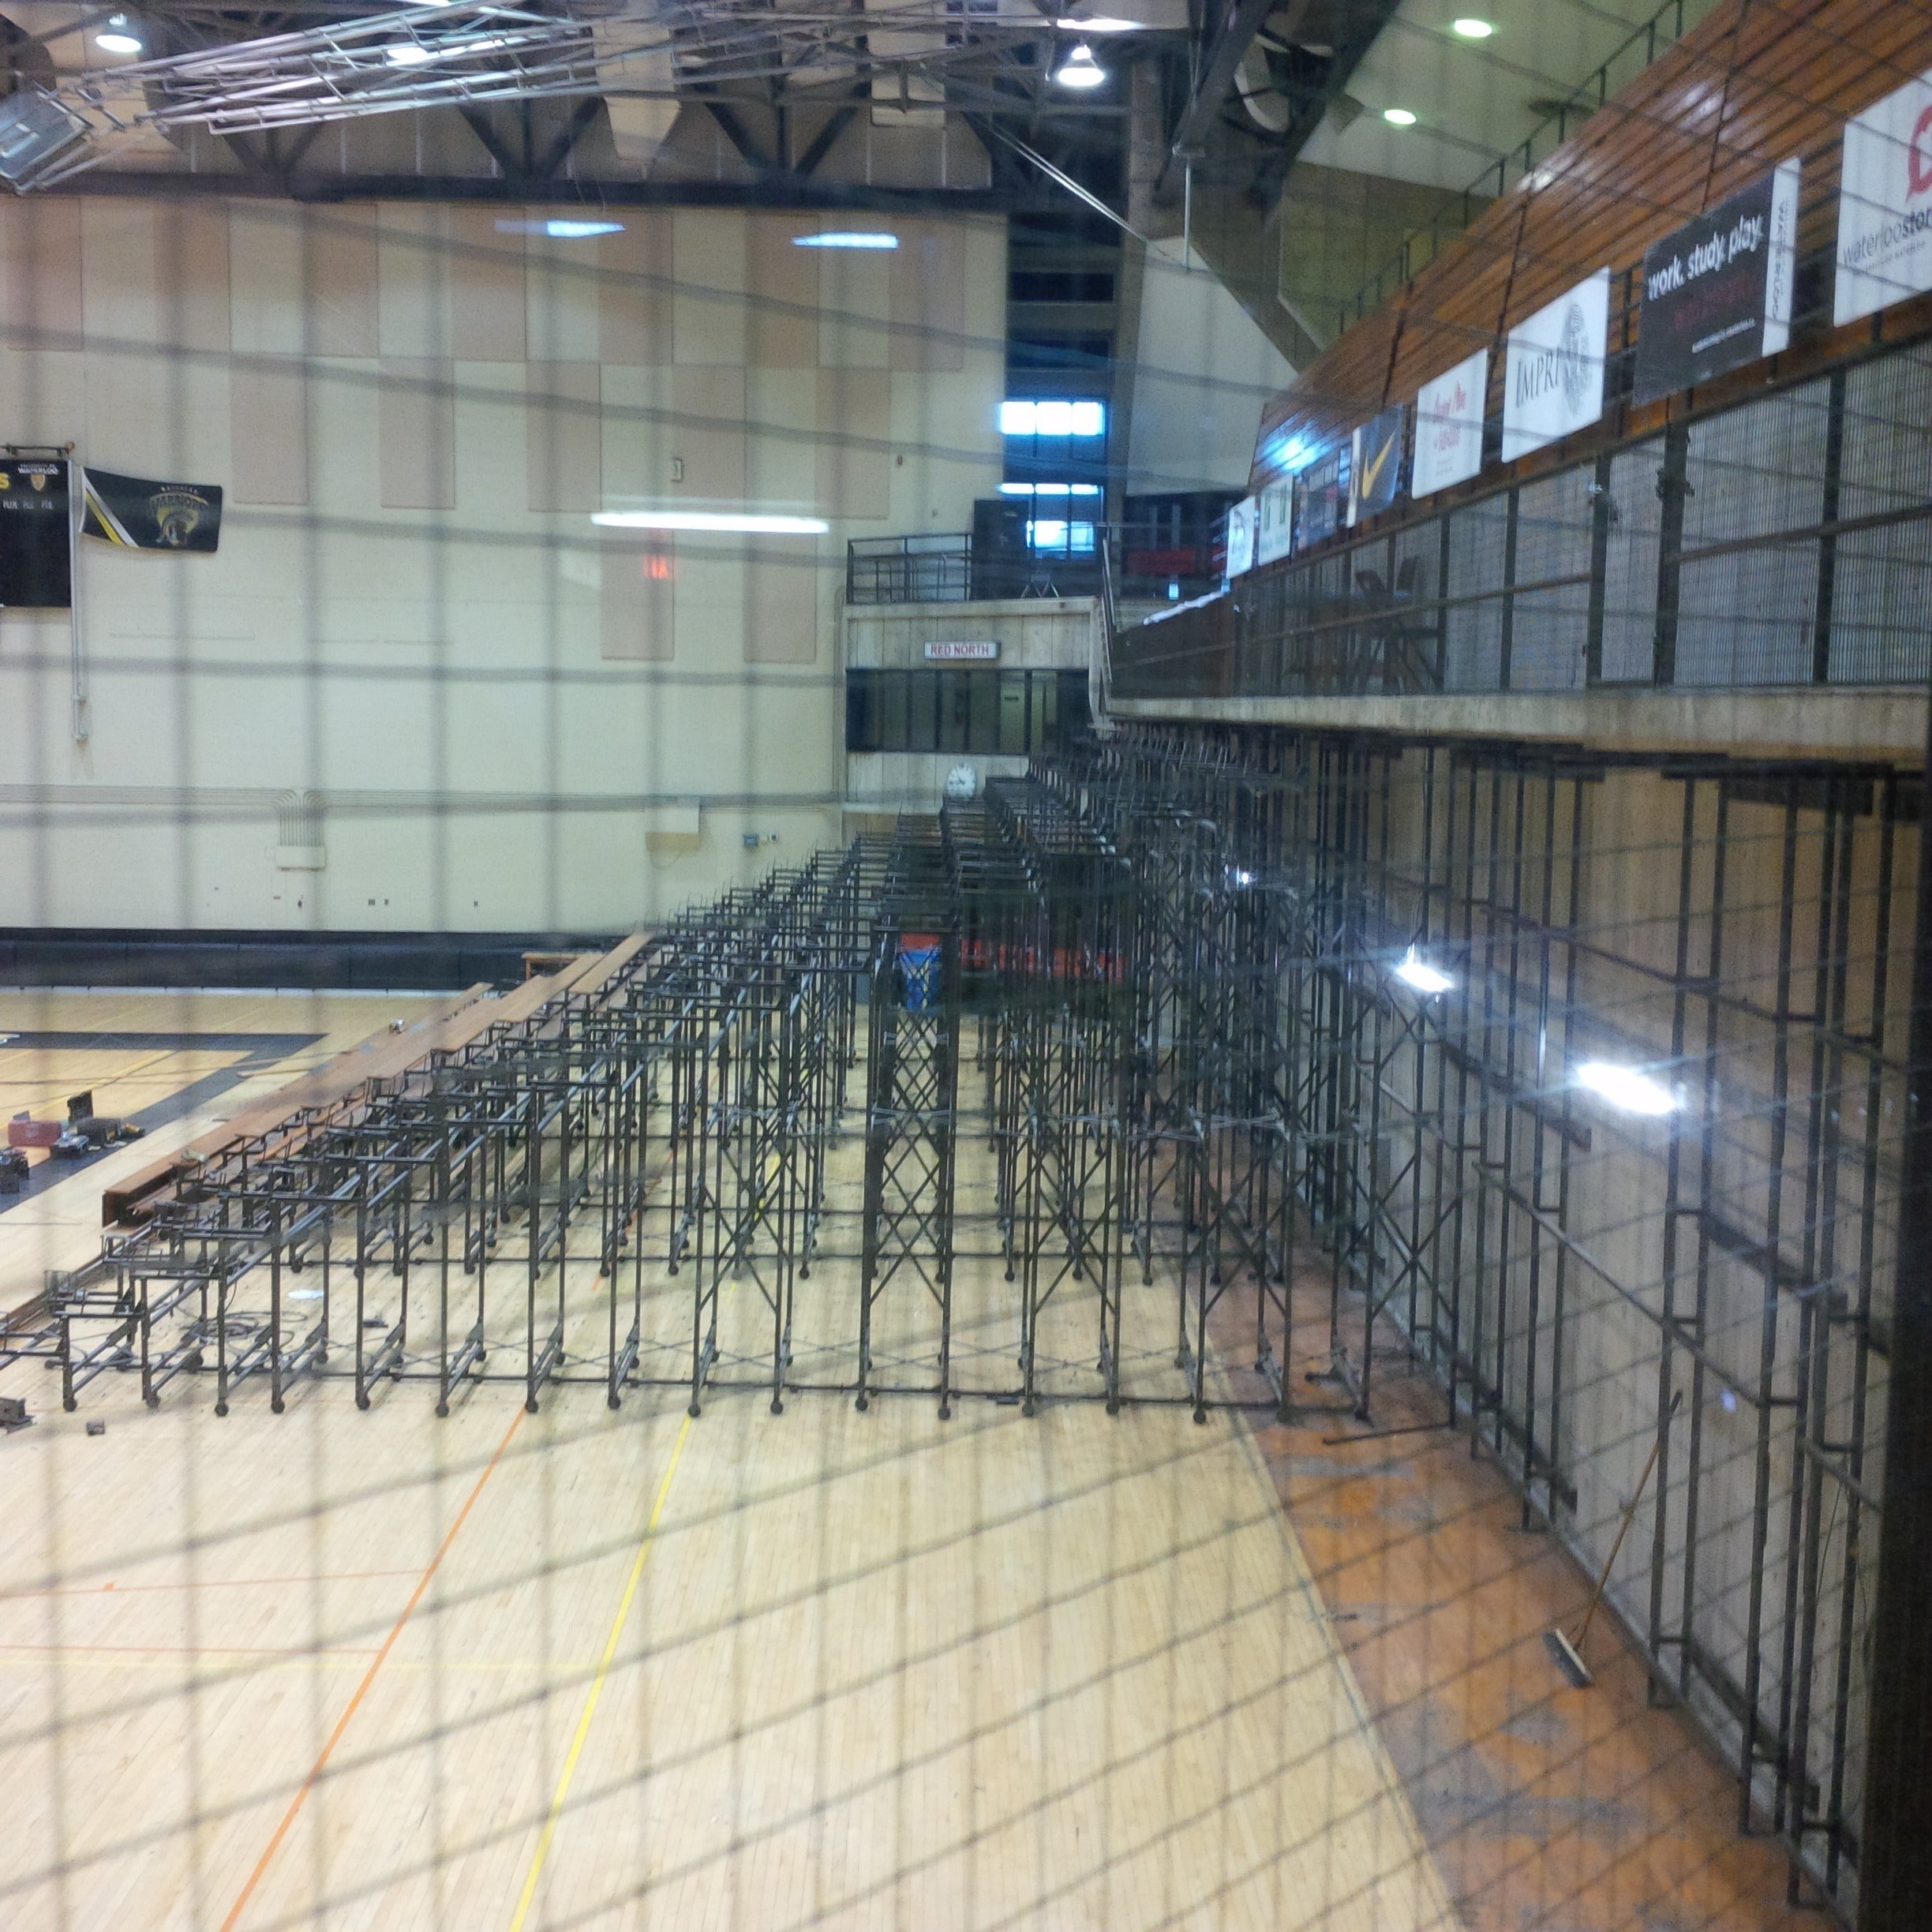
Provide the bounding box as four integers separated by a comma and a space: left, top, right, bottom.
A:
1002, 398, 1107, 491
1025, 519, 1096, 556
845, 669, 1088, 755
999, 399, 1106, 437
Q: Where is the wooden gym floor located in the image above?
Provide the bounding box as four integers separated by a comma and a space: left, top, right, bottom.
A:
0, 992, 1812, 1930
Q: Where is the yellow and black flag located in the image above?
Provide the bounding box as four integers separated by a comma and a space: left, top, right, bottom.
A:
80, 468, 223, 552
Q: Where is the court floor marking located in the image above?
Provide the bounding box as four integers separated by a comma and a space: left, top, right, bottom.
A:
506, 1411, 693, 1932
217, 1402, 528, 1932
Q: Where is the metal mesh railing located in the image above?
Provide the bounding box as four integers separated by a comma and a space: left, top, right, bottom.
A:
1114, 338, 1932, 705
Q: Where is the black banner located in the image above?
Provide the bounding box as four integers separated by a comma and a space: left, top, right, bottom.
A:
1634, 162, 1799, 406
1297, 443, 1350, 550
81, 467, 223, 552
0, 458, 72, 608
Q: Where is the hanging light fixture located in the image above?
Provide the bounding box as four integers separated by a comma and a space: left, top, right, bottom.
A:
1054, 42, 1106, 89
95, 15, 143, 54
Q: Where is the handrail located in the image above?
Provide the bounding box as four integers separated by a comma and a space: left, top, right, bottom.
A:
1339, 0, 1696, 331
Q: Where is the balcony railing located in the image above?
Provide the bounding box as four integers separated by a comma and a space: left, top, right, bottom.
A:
1115, 333, 1932, 705
847, 534, 974, 605
1339, 0, 1702, 331
848, 527, 1223, 607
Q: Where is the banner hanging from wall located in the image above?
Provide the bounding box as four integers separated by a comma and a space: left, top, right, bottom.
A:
81, 468, 223, 552
1412, 348, 1488, 496
1347, 405, 1406, 525
1255, 479, 1294, 566
1634, 161, 1799, 405
1224, 495, 1257, 578
0, 456, 72, 608
1502, 268, 1610, 462
1835, 65, 1932, 326
1298, 443, 1350, 548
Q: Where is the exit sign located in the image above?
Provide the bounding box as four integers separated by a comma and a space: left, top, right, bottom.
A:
923, 639, 1000, 661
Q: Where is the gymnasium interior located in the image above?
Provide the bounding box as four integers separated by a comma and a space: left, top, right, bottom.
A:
0, 2, 1928, 1927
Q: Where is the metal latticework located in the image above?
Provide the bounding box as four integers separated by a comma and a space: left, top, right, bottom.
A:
1041, 722, 1908, 1919
5, 728, 1912, 1919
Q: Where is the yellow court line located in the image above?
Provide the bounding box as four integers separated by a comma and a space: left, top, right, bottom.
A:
507, 1411, 693, 1932
220, 1403, 527, 1932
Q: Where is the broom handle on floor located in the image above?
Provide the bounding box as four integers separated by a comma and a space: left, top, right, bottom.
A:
1574, 1388, 1683, 1649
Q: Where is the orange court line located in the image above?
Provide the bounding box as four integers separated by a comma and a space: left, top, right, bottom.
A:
1, 1567, 425, 1601
218, 1404, 526, 1932
0, 1641, 384, 1660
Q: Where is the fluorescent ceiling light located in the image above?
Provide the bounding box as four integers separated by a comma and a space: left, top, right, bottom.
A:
1052, 14, 1143, 28
1054, 43, 1106, 88
386, 42, 435, 63
95, 17, 142, 54
1576, 1060, 1679, 1116
1383, 107, 1417, 125
1451, 17, 1496, 37
1392, 950, 1454, 995
592, 511, 829, 534
495, 218, 623, 238
793, 231, 900, 249
998, 481, 1101, 496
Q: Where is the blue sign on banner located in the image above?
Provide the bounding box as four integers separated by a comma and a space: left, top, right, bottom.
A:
1349, 406, 1406, 526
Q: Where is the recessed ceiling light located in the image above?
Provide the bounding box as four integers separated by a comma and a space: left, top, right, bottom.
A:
1576, 1060, 1679, 1116
1451, 17, 1495, 37
95, 17, 142, 54
792, 232, 900, 249
1054, 43, 1106, 89
592, 511, 829, 534
1383, 107, 1417, 126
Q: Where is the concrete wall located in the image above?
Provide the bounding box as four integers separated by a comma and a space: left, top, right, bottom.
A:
0, 197, 1007, 933
1111, 686, 1929, 763
1124, 241, 1294, 496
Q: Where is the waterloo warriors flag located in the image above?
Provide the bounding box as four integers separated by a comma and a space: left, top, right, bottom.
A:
81, 467, 223, 552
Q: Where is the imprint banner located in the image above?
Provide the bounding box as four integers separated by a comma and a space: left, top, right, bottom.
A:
1502, 268, 1610, 463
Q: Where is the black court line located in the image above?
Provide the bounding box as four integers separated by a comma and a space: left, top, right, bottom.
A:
0, 1032, 324, 1215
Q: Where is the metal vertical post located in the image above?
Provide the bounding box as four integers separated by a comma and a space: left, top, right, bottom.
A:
1858, 704, 1932, 1929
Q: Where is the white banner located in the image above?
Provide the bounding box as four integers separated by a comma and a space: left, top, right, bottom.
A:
1225, 495, 1256, 579
1255, 480, 1294, 566
1411, 348, 1488, 496
1835, 65, 1932, 326
1501, 268, 1610, 462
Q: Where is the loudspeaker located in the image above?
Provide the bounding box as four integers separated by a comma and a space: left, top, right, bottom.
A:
0, 88, 88, 189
